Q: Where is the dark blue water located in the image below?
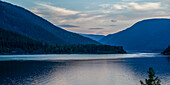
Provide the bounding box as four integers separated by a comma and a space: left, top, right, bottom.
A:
0, 53, 170, 85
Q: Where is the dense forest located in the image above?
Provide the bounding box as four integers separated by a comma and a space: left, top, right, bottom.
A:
0, 28, 44, 54
162, 46, 170, 55
0, 28, 126, 54
53, 44, 126, 54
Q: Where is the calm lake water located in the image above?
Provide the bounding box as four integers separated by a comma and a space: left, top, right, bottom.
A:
0, 53, 170, 85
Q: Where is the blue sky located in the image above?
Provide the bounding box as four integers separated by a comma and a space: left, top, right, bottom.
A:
3, 0, 170, 35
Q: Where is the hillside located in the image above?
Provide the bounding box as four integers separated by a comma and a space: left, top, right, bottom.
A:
0, 1, 100, 45
79, 34, 105, 41
0, 28, 126, 54
100, 19, 170, 50
0, 28, 45, 54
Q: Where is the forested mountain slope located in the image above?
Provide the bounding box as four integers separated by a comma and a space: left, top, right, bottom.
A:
0, 1, 100, 45
101, 19, 170, 50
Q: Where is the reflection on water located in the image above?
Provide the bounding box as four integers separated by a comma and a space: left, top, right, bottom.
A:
0, 53, 170, 85
0, 53, 160, 61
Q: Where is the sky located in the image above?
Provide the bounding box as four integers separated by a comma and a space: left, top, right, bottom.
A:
3, 0, 170, 35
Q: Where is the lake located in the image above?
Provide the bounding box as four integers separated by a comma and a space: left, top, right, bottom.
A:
0, 53, 170, 85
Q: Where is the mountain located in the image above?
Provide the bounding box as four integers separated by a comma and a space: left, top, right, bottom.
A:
0, 1, 100, 45
0, 28, 126, 54
100, 19, 170, 50
79, 34, 105, 41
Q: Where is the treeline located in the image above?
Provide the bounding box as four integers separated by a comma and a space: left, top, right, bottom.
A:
0, 28, 44, 54
0, 28, 126, 54
52, 44, 126, 54
162, 46, 170, 55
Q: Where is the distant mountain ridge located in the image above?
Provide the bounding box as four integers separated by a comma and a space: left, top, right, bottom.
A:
79, 34, 105, 41
0, 1, 100, 45
100, 19, 170, 50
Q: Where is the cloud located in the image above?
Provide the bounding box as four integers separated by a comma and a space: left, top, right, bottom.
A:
31, 3, 105, 24
109, 25, 117, 26
88, 28, 104, 30
100, 2, 163, 11
58, 25, 80, 28
71, 15, 105, 22
121, 0, 142, 1
158, 0, 170, 4
33, 3, 79, 16
100, 25, 117, 27
99, 4, 111, 9
112, 2, 162, 10
111, 20, 117, 22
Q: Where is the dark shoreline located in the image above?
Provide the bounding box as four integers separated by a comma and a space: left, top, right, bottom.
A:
0, 52, 127, 55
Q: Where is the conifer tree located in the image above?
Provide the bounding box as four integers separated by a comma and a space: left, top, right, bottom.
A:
140, 67, 161, 85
